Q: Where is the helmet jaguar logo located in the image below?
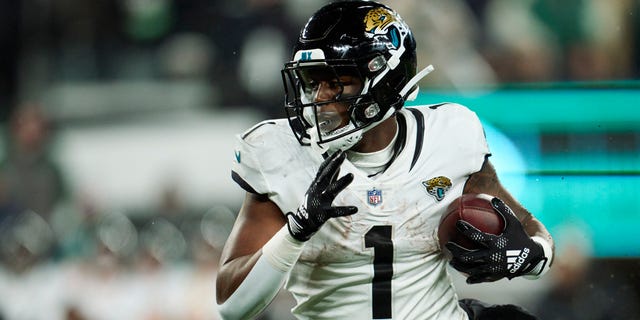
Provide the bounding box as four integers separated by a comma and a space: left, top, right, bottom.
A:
363, 7, 407, 54
422, 176, 452, 201
364, 8, 397, 33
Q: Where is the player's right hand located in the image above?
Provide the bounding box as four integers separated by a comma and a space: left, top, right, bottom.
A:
446, 197, 547, 283
286, 150, 358, 241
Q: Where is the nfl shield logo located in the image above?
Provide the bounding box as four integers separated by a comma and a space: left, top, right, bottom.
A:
367, 189, 382, 206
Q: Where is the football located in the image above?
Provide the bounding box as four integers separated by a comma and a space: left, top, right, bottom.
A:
438, 193, 505, 252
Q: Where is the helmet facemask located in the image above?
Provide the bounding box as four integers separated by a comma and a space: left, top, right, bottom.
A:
282, 58, 385, 152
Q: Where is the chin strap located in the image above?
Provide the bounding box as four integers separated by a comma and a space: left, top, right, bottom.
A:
400, 64, 435, 101
307, 123, 363, 154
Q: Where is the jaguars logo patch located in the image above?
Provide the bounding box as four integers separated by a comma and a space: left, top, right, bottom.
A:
422, 176, 452, 201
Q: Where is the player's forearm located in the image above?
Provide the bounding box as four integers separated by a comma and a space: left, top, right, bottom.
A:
494, 194, 552, 242
217, 253, 287, 319
216, 227, 305, 319
522, 216, 554, 257
216, 253, 262, 304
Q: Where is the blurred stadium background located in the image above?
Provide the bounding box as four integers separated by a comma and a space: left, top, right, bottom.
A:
0, 0, 639, 319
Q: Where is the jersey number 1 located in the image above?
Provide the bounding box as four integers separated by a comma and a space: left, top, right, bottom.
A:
365, 225, 393, 319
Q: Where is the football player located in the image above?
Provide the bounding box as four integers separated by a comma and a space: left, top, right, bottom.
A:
216, 1, 554, 319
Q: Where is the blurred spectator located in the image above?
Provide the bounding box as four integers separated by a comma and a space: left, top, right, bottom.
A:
393, 0, 498, 89
481, 0, 560, 82
537, 0, 636, 81
0, 103, 68, 271
533, 223, 640, 319
480, 0, 639, 83
0, 103, 68, 221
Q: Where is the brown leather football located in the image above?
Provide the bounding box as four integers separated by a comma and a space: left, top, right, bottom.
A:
438, 193, 505, 252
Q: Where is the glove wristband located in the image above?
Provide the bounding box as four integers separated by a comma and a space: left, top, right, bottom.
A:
523, 236, 553, 279
286, 205, 312, 241
262, 226, 306, 272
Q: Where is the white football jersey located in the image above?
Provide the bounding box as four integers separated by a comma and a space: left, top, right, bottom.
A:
231, 103, 490, 320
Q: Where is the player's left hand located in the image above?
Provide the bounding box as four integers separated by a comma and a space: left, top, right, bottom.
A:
445, 197, 547, 284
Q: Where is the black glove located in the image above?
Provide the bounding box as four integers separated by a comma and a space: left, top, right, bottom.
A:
445, 197, 547, 284
286, 150, 358, 241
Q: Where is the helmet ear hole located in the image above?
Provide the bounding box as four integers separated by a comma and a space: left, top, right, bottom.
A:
367, 55, 387, 73
352, 102, 383, 124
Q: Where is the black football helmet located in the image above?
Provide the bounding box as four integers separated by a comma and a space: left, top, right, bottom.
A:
281, 0, 429, 152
